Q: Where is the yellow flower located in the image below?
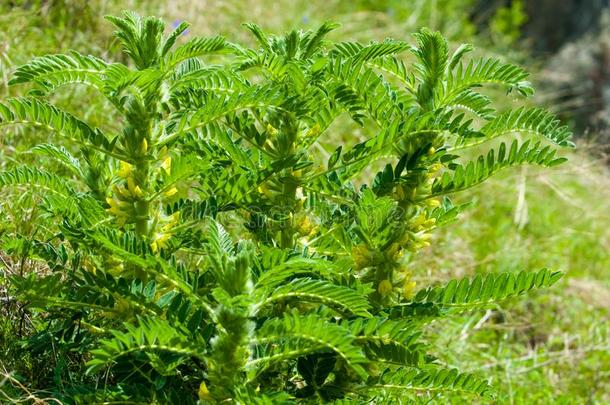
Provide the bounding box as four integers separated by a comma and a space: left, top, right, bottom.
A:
386, 242, 402, 262
403, 280, 417, 298
151, 232, 172, 253
114, 185, 131, 200
411, 212, 427, 227
352, 244, 373, 270
431, 163, 442, 172
105, 197, 124, 216
378, 279, 393, 296
127, 176, 137, 194
266, 123, 278, 136
295, 213, 314, 236
428, 146, 436, 155
395, 184, 407, 200
306, 123, 321, 138
118, 161, 132, 178
132, 185, 144, 198
161, 212, 180, 232
198, 381, 212, 401
164, 186, 178, 197
424, 217, 436, 227
161, 156, 172, 172
427, 163, 443, 179
258, 182, 274, 198
418, 233, 432, 242
140, 137, 148, 153
426, 198, 441, 208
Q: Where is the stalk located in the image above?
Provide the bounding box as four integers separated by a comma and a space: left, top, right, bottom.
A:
133, 157, 151, 237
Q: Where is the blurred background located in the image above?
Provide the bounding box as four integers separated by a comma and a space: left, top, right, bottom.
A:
1, 1, 608, 403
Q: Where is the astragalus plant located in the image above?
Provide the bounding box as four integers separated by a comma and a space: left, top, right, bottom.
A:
0, 12, 572, 404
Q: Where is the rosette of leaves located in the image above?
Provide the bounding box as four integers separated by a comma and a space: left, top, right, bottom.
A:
0, 11, 571, 404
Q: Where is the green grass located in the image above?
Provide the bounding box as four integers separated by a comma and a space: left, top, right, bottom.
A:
414, 149, 610, 403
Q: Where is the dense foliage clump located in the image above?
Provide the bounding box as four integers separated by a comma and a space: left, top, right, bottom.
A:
0, 12, 572, 403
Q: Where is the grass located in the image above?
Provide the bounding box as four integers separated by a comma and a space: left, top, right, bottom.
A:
414, 147, 610, 403
0, 1, 608, 403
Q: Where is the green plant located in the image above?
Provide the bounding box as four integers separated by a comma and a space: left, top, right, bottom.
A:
490, 0, 528, 44
0, 11, 572, 403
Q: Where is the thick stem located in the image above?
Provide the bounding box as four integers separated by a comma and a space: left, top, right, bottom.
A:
279, 179, 298, 249
133, 151, 151, 238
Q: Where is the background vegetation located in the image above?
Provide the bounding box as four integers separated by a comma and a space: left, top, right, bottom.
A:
0, 0, 608, 403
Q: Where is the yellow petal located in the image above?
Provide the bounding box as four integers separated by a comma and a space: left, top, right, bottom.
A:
403, 280, 417, 298
132, 185, 144, 198
115, 185, 131, 199
140, 138, 148, 153
127, 177, 137, 194
164, 187, 178, 197
118, 161, 132, 178
266, 123, 278, 135
198, 381, 212, 400
426, 198, 441, 208
161, 156, 172, 172
378, 279, 393, 296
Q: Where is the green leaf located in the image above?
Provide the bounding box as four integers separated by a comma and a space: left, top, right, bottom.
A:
0, 166, 75, 196
443, 57, 533, 103
251, 312, 368, 379
164, 35, 228, 69
255, 257, 337, 290
29, 143, 83, 176
431, 140, 568, 196
86, 316, 205, 374
105, 12, 166, 69
302, 21, 341, 59
476, 107, 574, 147
258, 278, 371, 317
369, 367, 494, 399
8, 51, 107, 93
413, 269, 564, 309
0, 97, 114, 155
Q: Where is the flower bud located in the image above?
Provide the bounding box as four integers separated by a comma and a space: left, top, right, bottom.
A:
114, 185, 132, 200
127, 177, 137, 194
395, 184, 406, 200
132, 185, 144, 198
352, 244, 373, 270
306, 123, 321, 138
378, 279, 393, 296
403, 280, 417, 298
118, 161, 132, 178
161, 156, 172, 173
266, 123, 278, 136
426, 198, 441, 208
424, 218, 437, 227
198, 382, 212, 401
164, 186, 178, 197
386, 242, 402, 262
140, 138, 148, 154
295, 213, 314, 236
